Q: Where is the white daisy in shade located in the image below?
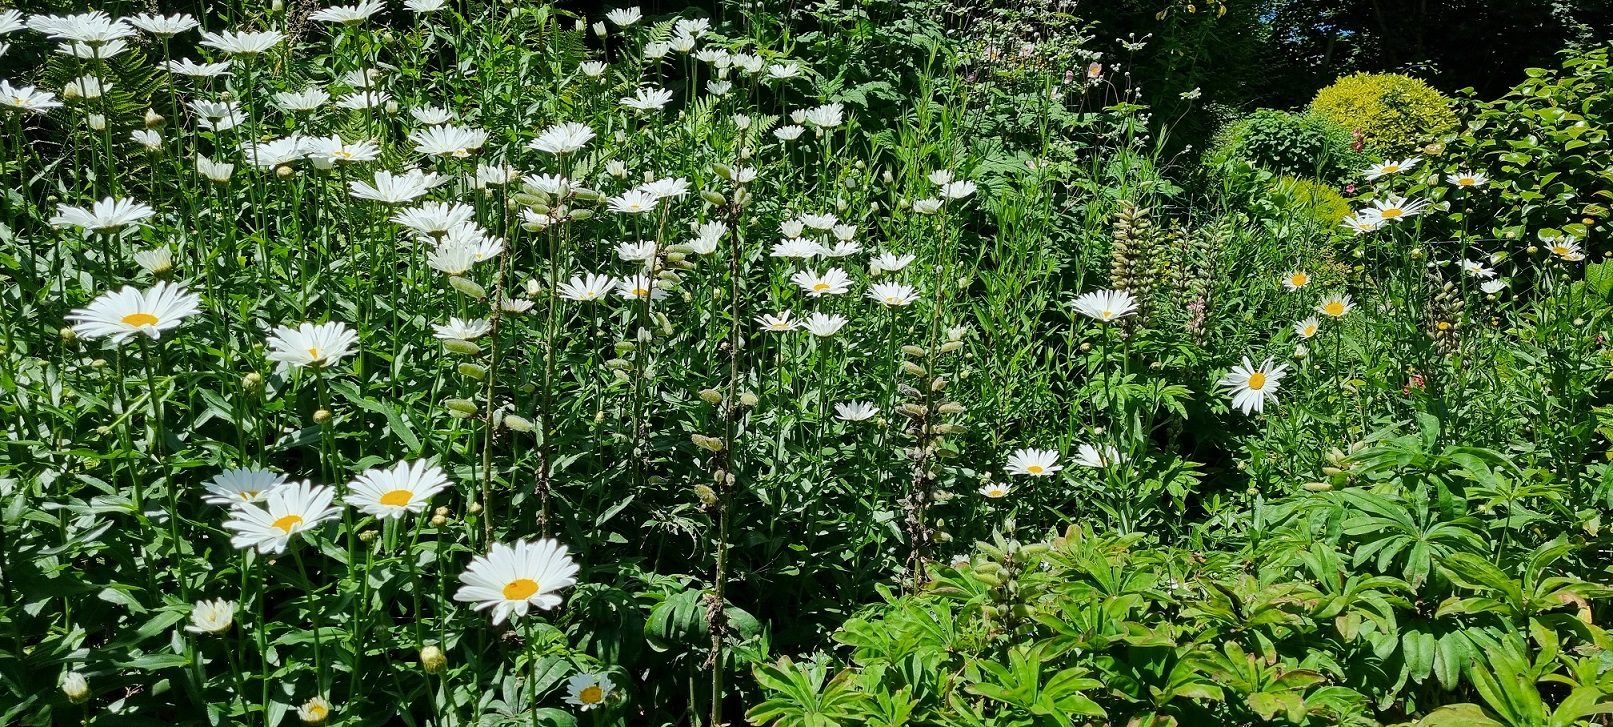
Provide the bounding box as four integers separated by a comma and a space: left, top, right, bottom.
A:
393, 202, 476, 236
606, 7, 642, 26
223, 481, 341, 554
530, 121, 594, 154
774, 125, 805, 141
50, 197, 154, 233
615, 274, 665, 301
834, 401, 878, 421
871, 252, 915, 274
453, 538, 580, 624
336, 90, 390, 110
566, 673, 615, 710
245, 135, 308, 166
1459, 259, 1496, 279
1447, 171, 1488, 188
275, 88, 329, 113
939, 180, 977, 200
344, 460, 450, 519
0, 80, 63, 113
266, 321, 359, 369
616, 240, 658, 262
167, 58, 231, 78
619, 86, 673, 111
297, 697, 334, 725
433, 317, 492, 341
578, 61, 608, 78
405, 0, 447, 12
1316, 292, 1354, 318
978, 482, 1012, 499
27, 12, 134, 44
185, 598, 235, 635
792, 268, 851, 297
310, 0, 385, 25
133, 246, 173, 275
350, 168, 443, 204
199, 29, 284, 55
558, 273, 616, 302
1219, 356, 1288, 415
821, 241, 861, 258
1071, 289, 1137, 322
1547, 239, 1585, 262
67, 281, 200, 343
302, 134, 381, 166
1005, 447, 1061, 477
607, 189, 659, 214
1363, 157, 1418, 180
1073, 443, 1124, 468
1480, 279, 1507, 295
202, 467, 289, 506
771, 238, 822, 259
756, 311, 798, 332
800, 213, 837, 230
802, 312, 848, 337
867, 282, 918, 306
1340, 212, 1383, 235
1281, 271, 1311, 291
1293, 317, 1320, 339
128, 13, 200, 37
410, 124, 487, 158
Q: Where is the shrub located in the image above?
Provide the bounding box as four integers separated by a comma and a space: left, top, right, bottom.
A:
1269, 175, 1352, 228
1310, 72, 1459, 157
1207, 108, 1365, 182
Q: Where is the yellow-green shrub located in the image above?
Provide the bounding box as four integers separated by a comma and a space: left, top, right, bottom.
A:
1269, 175, 1352, 229
1309, 72, 1458, 157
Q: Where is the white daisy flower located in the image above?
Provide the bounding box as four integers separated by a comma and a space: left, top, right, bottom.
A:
185, 598, 236, 635
67, 281, 200, 343
432, 317, 492, 341
223, 481, 341, 554
199, 29, 285, 55
559, 273, 616, 302
834, 401, 878, 421
453, 538, 580, 624
802, 312, 848, 337
792, 268, 851, 297
203, 468, 289, 506
1218, 356, 1288, 415
867, 282, 918, 306
756, 311, 798, 332
50, 197, 153, 233
565, 673, 615, 711
350, 168, 444, 204
344, 460, 450, 519
530, 121, 594, 154
1071, 289, 1137, 322
265, 321, 360, 369
1072, 443, 1124, 468
1005, 447, 1061, 476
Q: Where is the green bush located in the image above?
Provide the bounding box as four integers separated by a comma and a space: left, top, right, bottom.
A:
1269, 175, 1353, 228
1207, 109, 1365, 182
1310, 72, 1459, 156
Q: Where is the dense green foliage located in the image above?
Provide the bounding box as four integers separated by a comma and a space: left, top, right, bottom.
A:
1309, 73, 1458, 157
1206, 109, 1364, 182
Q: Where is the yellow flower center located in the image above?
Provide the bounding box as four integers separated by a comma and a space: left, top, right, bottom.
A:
502, 578, 540, 600
1459, 177, 1474, 186
1247, 372, 1267, 390
271, 514, 304, 533
1026, 465, 1044, 474
579, 685, 604, 704
812, 282, 831, 292
307, 347, 323, 361
332, 150, 354, 159
1289, 274, 1308, 287
1380, 208, 1403, 219
1302, 325, 1317, 337
379, 489, 414, 507
307, 704, 328, 720
1323, 302, 1345, 316
1382, 164, 1399, 173
452, 148, 471, 158
1436, 321, 1452, 331
122, 312, 160, 327
238, 490, 259, 501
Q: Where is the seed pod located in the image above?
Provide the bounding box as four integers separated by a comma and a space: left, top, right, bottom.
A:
503, 414, 534, 432
419, 645, 447, 674
449, 276, 487, 299
457, 363, 487, 380
444, 398, 478, 415
442, 339, 481, 356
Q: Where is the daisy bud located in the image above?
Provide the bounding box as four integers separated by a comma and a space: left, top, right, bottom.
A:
739, 391, 759, 407
144, 108, 164, 129
59, 326, 77, 342
358, 529, 377, 543
467, 501, 482, 513
443, 339, 481, 356
385, 100, 399, 114
87, 114, 107, 131
242, 372, 263, 392
313, 409, 332, 425
503, 414, 534, 432
449, 276, 487, 299
276, 165, 294, 178
1526, 245, 1538, 254
457, 363, 487, 380
435, 506, 450, 516
419, 645, 447, 674
298, 697, 333, 725
430, 514, 447, 527
698, 388, 723, 404
701, 190, 726, 206
593, 410, 606, 424
62, 672, 90, 704
444, 399, 477, 415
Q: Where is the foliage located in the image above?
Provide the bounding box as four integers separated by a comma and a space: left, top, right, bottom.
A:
1309, 72, 1459, 157
1207, 109, 1366, 182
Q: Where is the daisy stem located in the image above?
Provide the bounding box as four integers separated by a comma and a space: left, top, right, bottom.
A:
479, 246, 512, 546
